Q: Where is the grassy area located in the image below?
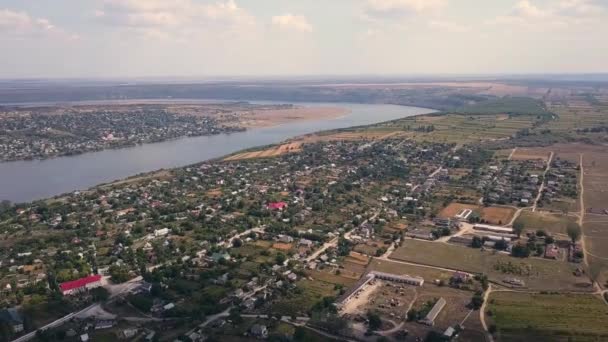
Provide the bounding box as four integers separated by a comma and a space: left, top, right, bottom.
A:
514, 210, 578, 235
488, 292, 608, 341
390, 239, 586, 291
272, 279, 338, 316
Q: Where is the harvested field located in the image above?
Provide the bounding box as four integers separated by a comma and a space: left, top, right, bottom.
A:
224, 142, 302, 161
488, 292, 608, 341
510, 148, 551, 162
480, 206, 516, 225
390, 239, 588, 292
236, 106, 350, 128
438, 202, 480, 219
271, 242, 293, 251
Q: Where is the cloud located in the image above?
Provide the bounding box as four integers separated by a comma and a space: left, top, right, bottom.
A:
271, 14, 312, 33
0, 9, 77, 40
491, 0, 604, 29
363, 0, 447, 21
95, 0, 256, 39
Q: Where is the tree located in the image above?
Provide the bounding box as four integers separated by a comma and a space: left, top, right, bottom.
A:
367, 311, 382, 331
567, 222, 582, 244
109, 265, 130, 283
232, 238, 243, 248
512, 221, 524, 238
511, 244, 530, 258
275, 253, 286, 265
471, 236, 483, 248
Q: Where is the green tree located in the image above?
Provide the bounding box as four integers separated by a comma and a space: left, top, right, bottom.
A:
567, 222, 582, 244
367, 311, 382, 331
512, 221, 524, 238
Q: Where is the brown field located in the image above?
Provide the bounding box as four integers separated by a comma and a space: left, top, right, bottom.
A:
510, 148, 551, 162
271, 243, 293, 251
236, 106, 350, 128
302, 130, 410, 143
206, 188, 223, 197
480, 206, 516, 225
438, 202, 479, 219
224, 142, 302, 161
307, 269, 359, 286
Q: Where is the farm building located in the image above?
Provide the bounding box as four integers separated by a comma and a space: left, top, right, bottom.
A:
336, 271, 424, 309
473, 224, 514, 234
419, 297, 447, 326
454, 208, 473, 221
370, 271, 424, 286
60, 274, 102, 296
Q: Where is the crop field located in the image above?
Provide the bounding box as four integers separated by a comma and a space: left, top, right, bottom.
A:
367, 259, 452, 283
487, 292, 608, 342
390, 239, 589, 291
514, 210, 578, 235
480, 206, 516, 225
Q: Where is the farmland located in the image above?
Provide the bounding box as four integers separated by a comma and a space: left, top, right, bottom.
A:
487, 292, 608, 341
390, 239, 587, 291
480, 207, 516, 225
514, 211, 578, 235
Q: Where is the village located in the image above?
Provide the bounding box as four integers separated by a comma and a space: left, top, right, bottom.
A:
0, 118, 601, 342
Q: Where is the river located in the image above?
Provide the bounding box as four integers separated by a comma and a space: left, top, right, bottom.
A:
0, 101, 433, 203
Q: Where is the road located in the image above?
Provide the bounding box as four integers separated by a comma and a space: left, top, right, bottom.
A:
578, 153, 590, 268
479, 284, 495, 342
531, 151, 554, 212
11, 303, 98, 342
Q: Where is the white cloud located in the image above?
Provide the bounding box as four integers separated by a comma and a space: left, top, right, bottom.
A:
95, 0, 256, 39
0, 9, 77, 40
271, 14, 313, 33
491, 0, 604, 29
363, 0, 447, 21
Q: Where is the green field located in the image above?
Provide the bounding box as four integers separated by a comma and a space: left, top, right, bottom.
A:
514, 210, 579, 235
390, 239, 587, 291
455, 97, 552, 117
271, 279, 338, 316
488, 292, 608, 342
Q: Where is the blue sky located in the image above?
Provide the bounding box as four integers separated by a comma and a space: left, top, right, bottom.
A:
0, 0, 606, 78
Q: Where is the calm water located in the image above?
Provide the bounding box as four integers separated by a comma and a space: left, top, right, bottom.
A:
0, 101, 433, 203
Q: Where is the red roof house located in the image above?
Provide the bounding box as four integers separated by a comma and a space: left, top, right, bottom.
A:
267, 202, 288, 210
60, 275, 102, 295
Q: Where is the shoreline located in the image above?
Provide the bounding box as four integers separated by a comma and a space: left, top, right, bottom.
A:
0, 102, 435, 203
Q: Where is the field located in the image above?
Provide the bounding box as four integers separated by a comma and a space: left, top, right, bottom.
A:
510, 148, 551, 162
514, 210, 578, 235
390, 239, 589, 291
480, 207, 516, 225
224, 142, 302, 161
453, 97, 552, 117
487, 292, 608, 342
235, 106, 350, 128
438, 202, 480, 219
271, 279, 338, 316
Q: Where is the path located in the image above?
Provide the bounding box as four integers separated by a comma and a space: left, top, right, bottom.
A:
578, 153, 589, 268
479, 284, 494, 342
531, 151, 554, 212
507, 147, 517, 160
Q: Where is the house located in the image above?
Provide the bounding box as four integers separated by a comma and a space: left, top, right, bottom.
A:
0, 308, 24, 333
163, 303, 175, 311
122, 328, 139, 339
80, 334, 89, 342
298, 238, 314, 248
267, 202, 287, 210
278, 234, 294, 243
59, 274, 102, 295
154, 228, 170, 237
95, 319, 116, 330
545, 244, 559, 259
419, 298, 446, 326
250, 324, 268, 339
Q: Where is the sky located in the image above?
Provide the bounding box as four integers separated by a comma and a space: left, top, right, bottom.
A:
0, 0, 607, 78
